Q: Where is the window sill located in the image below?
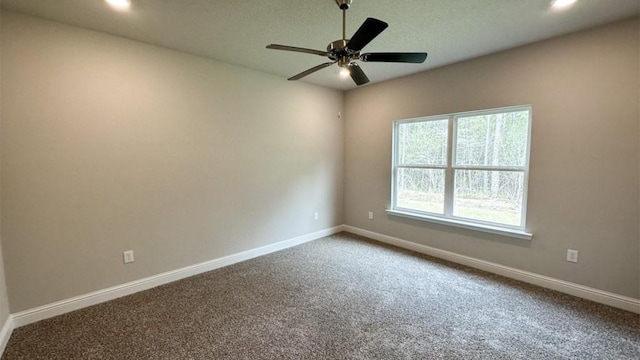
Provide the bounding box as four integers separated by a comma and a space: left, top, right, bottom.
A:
386, 209, 533, 241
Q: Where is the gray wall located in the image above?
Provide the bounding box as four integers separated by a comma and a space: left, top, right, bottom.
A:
0, 11, 637, 315
0, 12, 344, 312
0, 247, 8, 327
344, 18, 639, 298
0, 7, 11, 328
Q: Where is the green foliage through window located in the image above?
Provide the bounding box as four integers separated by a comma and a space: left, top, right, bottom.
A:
392, 106, 531, 229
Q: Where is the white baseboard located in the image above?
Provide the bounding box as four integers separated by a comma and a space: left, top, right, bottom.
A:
8, 222, 636, 340
11, 225, 345, 328
343, 225, 640, 314
0, 315, 14, 356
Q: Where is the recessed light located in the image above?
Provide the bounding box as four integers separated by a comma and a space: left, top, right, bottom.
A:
551, 0, 577, 9
105, 0, 131, 11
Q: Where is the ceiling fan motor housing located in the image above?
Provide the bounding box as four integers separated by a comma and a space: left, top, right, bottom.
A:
327, 39, 358, 62
335, 0, 352, 10
327, 39, 360, 67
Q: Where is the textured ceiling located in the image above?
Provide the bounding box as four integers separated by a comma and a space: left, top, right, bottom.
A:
1, 0, 638, 90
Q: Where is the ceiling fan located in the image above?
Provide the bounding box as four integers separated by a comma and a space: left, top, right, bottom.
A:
266, 0, 428, 86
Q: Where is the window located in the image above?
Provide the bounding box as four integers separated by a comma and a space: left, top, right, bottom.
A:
388, 105, 532, 239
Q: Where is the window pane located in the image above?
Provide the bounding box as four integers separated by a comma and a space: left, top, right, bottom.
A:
397, 168, 445, 214
453, 170, 524, 226
455, 111, 529, 167
398, 120, 448, 165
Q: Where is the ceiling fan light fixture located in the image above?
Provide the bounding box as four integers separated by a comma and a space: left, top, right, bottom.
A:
339, 67, 351, 78
550, 0, 577, 9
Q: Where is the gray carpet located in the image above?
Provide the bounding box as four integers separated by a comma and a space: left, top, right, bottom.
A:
2, 232, 639, 359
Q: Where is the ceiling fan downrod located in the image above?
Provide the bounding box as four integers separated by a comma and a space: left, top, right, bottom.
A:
335, 0, 352, 67
342, 9, 346, 40
336, 0, 352, 40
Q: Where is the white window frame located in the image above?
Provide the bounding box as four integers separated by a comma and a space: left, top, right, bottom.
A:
387, 105, 533, 240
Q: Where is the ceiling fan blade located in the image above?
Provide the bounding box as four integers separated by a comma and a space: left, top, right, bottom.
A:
288, 62, 336, 80
348, 63, 369, 86
360, 52, 428, 63
346, 18, 388, 52
266, 44, 328, 57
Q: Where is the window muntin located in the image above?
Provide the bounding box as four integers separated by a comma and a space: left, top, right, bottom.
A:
392, 106, 531, 230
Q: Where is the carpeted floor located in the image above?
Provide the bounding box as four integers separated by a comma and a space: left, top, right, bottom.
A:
2, 232, 639, 359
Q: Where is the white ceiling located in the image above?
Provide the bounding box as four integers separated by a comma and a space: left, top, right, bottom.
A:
1, 0, 638, 90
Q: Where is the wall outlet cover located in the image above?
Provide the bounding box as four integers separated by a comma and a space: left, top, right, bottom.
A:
123, 250, 135, 264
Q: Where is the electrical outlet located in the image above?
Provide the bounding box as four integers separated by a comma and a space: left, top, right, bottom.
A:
566, 249, 578, 263
314, 212, 319, 220
368, 211, 374, 220
123, 250, 134, 264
